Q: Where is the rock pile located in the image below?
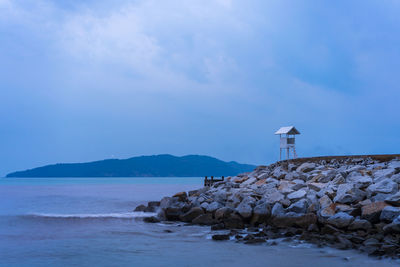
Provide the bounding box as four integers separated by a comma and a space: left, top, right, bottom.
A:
137, 156, 400, 257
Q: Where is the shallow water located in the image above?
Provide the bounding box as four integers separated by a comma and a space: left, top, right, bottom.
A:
0, 177, 398, 267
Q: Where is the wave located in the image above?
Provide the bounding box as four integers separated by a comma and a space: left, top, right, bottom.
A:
22, 211, 157, 220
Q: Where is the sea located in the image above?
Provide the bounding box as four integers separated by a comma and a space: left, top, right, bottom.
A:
0, 177, 399, 267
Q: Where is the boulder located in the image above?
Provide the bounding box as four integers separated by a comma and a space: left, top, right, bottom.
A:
287, 189, 307, 201
346, 175, 372, 188
271, 202, 285, 217
255, 179, 267, 186
385, 192, 400, 206
373, 168, 396, 180
318, 204, 336, 220
361, 201, 389, 223
287, 199, 308, 214
233, 176, 249, 183
326, 212, 354, 228
285, 172, 304, 181
134, 204, 147, 212
200, 202, 210, 210
192, 213, 216, 225
367, 179, 398, 195
160, 197, 176, 209
236, 202, 253, 219
296, 163, 316, 173
272, 167, 287, 179
206, 202, 222, 214
372, 193, 392, 202
331, 174, 345, 185
179, 207, 204, 222
263, 191, 284, 204
251, 203, 271, 224
241, 177, 257, 186
307, 182, 326, 192
223, 213, 245, 229
215, 207, 234, 221
164, 205, 190, 221
319, 195, 333, 209
173, 191, 188, 202
348, 219, 372, 231
291, 180, 306, 190
383, 216, 400, 234
272, 213, 317, 229
278, 180, 295, 194
333, 184, 365, 204
380, 206, 400, 222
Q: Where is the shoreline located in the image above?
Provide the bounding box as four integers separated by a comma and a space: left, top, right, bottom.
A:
137, 156, 400, 258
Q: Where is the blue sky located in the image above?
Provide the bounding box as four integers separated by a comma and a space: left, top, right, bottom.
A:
1, 0, 400, 176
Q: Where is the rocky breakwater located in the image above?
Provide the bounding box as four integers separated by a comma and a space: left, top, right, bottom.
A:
137, 156, 400, 257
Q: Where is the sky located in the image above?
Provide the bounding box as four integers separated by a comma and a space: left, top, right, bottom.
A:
1, 0, 400, 176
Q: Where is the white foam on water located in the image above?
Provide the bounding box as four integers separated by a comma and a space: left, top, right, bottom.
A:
25, 211, 157, 219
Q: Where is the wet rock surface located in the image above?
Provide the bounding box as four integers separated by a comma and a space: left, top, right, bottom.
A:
136, 156, 400, 259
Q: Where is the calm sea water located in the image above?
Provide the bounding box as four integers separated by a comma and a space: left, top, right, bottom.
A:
0, 177, 398, 267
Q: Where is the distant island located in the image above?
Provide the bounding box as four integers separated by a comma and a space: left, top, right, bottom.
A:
6, 154, 256, 178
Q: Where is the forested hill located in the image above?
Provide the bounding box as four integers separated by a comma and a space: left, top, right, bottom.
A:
6, 154, 256, 177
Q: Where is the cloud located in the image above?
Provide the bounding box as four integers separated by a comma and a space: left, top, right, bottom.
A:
60, 8, 161, 75
1, 0, 400, 176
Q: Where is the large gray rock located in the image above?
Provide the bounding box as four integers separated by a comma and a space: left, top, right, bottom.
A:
385, 192, 400, 206
179, 207, 204, 222
192, 213, 216, 225
346, 175, 372, 188
307, 182, 326, 192
317, 170, 337, 183
383, 216, 400, 234
388, 160, 400, 169
361, 201, 389, 223
374, 168, 396, 180
214, 207, 234, 221
333, 184, 365, 204
236, 202, 253, 219
348, 219, 372, 231
206, 202, 222, 213
271, 202, 285, 217
326, 212, 354, 228
272, 212, 317, 229
287, 199, 308, 214
213, 191, 228, 203
223, 213, 245, 229
263, 191, 284, 204
391, 173, 400, 183
367, 179, 398, 195
380, 206, 400, 222
241, 177, 257, 186
272, 167, 287, 179
296, 163, 316, 173
200, 202, 209, 210
278, 180, 295, 194
285, 172, 305, 181
251, 202, 271, 224
287, 189, 307, 201
319, 195, 333, 209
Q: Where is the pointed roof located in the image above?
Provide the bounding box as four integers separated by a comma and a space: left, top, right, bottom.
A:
275, 126, 300, 135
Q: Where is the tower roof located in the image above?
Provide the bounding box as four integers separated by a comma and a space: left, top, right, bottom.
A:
274, 126, 300, 135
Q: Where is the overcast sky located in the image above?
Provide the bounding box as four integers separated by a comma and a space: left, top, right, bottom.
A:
1, 0, 400, 176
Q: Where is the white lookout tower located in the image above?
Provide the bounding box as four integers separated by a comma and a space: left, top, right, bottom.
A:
275, 126, 300, 160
